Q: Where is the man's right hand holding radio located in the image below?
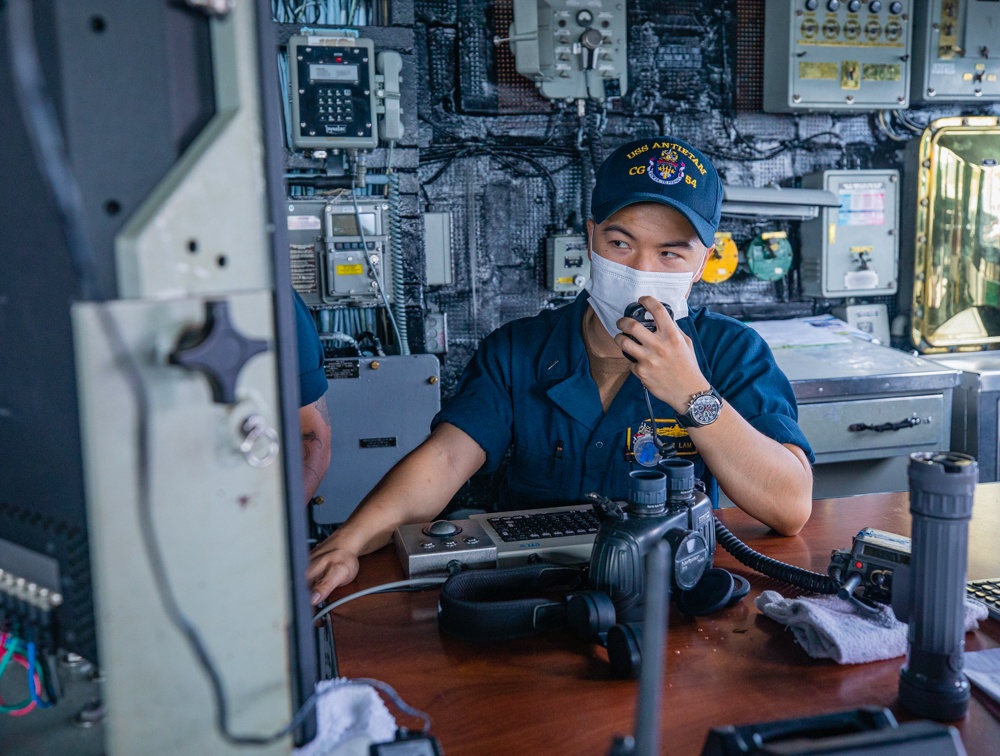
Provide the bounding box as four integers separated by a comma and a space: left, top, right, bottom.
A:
613, 294, 812, 538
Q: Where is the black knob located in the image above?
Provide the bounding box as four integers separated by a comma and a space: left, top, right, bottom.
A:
827, 0, 840, 10
889, 1, 902, 13
848, 0, 861, 11
805, 0, 819, 9
870, 0, 882, 11
169, 299, 269, 404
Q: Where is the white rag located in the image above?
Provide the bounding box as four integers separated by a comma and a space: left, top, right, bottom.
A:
292, 678, 398, 756
755, 590, 989, 665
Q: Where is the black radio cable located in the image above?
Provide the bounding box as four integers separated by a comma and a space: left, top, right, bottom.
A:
714, 516, 839, 595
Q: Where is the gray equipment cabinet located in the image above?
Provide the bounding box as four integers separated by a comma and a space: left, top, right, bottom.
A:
311, 354, 441, 524
925, 353, 1000, 484
772, 341, 960, 499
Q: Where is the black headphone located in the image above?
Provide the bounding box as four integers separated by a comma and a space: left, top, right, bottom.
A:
438, 563, 751, 677
437, 563, 587, 642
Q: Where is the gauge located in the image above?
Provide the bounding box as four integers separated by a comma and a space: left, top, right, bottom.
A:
747, 231, 793, 282
701, 232, 739, 284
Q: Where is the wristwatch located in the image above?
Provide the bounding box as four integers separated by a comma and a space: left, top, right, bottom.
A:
676, 387, 723, 428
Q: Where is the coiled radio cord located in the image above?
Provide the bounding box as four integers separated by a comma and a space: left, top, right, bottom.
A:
714, 516, 839, 595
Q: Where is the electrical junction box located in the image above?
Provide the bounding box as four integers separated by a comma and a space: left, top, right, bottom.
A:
763, 0, 912, 112
800, 169, 900, 298
311, 355, 441, 524
424, 211, 453, 286
506, 0, 627, 103
547, 234, 589, 293
286, 198, 393, 307
911, 0, 1000, 103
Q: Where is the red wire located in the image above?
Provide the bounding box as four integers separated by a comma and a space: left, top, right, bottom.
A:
0, 636, 42, 716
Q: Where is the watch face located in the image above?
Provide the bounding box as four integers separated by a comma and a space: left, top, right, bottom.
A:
689, 394, 722, 426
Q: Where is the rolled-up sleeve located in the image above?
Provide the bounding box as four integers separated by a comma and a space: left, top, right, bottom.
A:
432, 326, 515, 472
709, 324, 815, 464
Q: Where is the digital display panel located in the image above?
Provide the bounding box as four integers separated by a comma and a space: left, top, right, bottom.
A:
329, 212, 377, 236
309, 64, 359, 83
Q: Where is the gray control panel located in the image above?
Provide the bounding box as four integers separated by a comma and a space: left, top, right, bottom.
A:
507, 0, 628, 103
764, 0, 912, 112
800, 169, 900, 298
911, 0, 1000, 102
547, 234, 589, 293
287, 198, 392, 307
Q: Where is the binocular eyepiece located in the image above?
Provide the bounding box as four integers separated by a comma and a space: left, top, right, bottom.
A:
627, 459, 698, 515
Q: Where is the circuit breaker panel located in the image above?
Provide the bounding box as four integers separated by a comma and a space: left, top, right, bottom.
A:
287, 198, 393, 307
800, 169, 900, 298
506, 0, 628, 103
763, 0, 912, 112
911, 0, 1000, 102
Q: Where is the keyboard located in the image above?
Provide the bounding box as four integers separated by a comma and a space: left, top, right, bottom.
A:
967, 578, 1000, 621
484, 509, 601, 542
393, 504, 600, 577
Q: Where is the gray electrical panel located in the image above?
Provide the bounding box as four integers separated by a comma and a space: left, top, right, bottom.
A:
546, 234, 590, 293
288, 35, 378, 150
800, 169, 900, 298
311, 355, 441, 524
287, 198, 393, 307
763, 0, 912, 112
911, 0, 1000, 103
507, 0, 628, 103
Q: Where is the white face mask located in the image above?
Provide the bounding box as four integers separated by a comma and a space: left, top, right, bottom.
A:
584, 246, 695, 337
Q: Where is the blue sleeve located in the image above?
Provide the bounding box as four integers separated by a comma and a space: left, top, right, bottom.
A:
710, 324, 815, 464
293, 290, 328, 407
431, 326, 514, 472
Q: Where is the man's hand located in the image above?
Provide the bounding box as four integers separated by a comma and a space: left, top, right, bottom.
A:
614, 295, 709, 409
306, 543, 360, 604
305, 422, 488, 606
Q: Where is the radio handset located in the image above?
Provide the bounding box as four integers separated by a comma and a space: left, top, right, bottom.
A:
623, 302, 674, 456
621, 301, 672, 364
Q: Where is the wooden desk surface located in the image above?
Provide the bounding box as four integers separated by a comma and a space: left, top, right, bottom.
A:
328, 486, 1000, 755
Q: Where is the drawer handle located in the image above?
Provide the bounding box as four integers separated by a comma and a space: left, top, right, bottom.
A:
848, 415, 922, 433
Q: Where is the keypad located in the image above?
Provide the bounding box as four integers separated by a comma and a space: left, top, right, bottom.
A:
316, 87, 355, 125
967, 578, 1000, 621
487, 509, 600, 542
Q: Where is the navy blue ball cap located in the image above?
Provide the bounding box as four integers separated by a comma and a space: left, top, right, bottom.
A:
591, 136, 723, 248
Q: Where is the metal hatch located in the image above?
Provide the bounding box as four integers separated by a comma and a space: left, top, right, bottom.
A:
910, 116, 1000, 351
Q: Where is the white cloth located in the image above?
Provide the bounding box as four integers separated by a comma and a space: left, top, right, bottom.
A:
292, 678, 398, 756
755, 590, 989, 665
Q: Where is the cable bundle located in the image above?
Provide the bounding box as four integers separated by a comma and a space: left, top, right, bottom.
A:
0, 632, 54, 716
